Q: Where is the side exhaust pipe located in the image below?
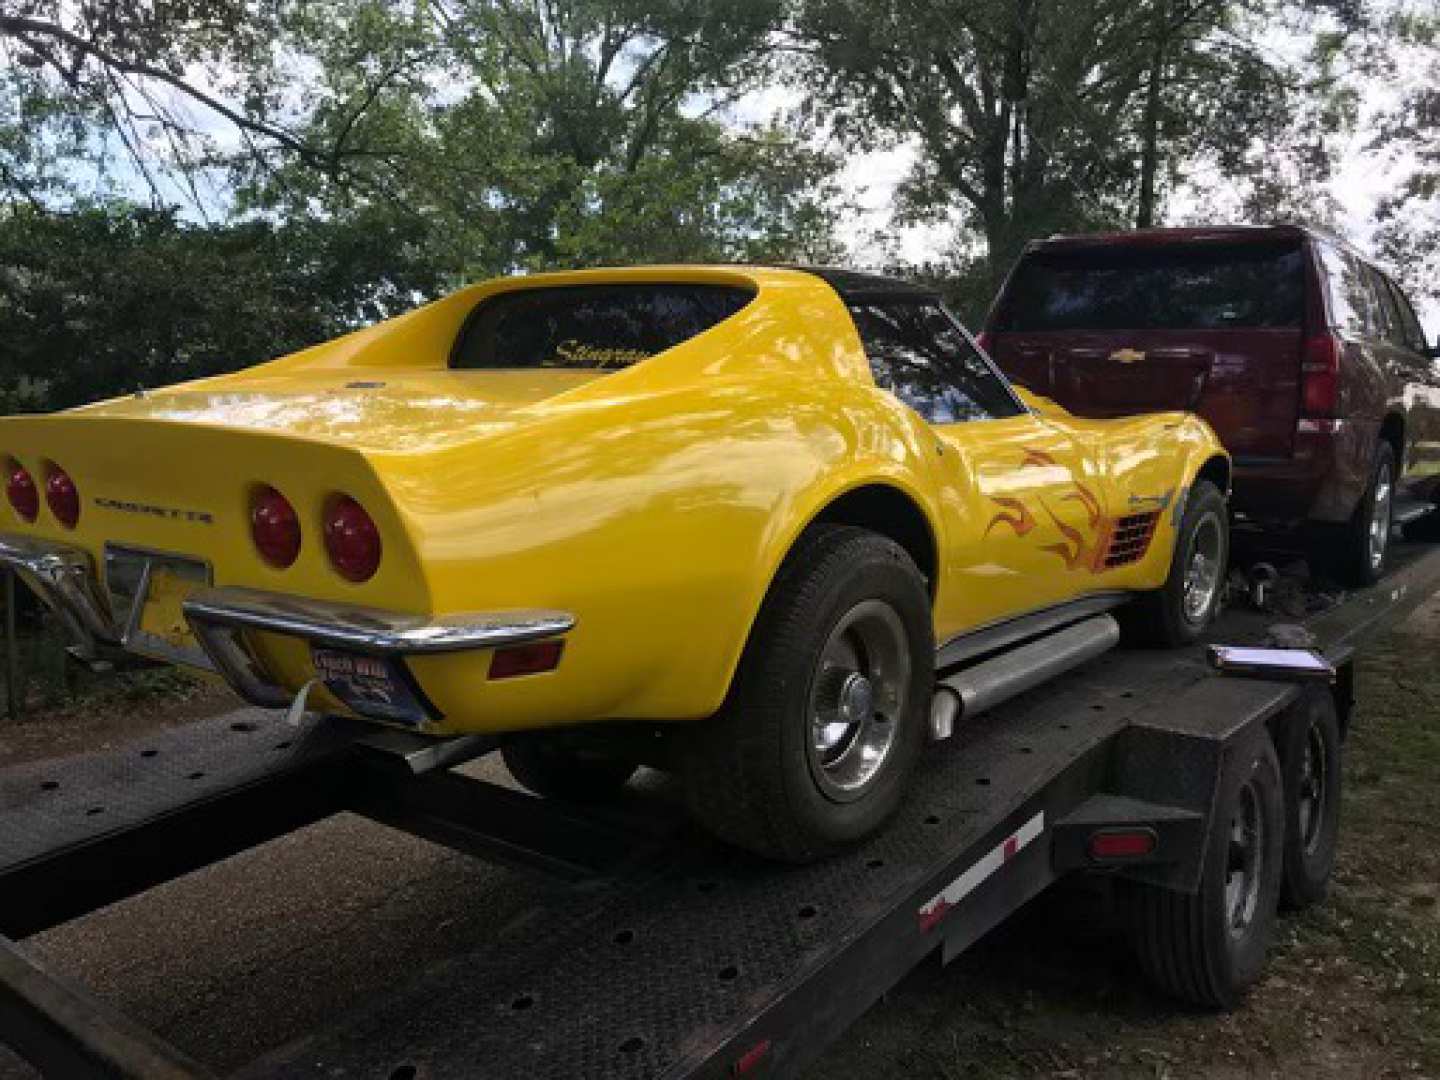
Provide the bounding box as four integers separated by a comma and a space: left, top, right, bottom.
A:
929, 614, 1121, 740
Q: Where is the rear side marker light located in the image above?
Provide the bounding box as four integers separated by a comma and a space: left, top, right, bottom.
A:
5, 461, 38, 522
1088, 829, 1157, 861
489, 640, 565, 680
251, 485, 301, 568
323, 494, 382, 583
44, 464, 79, 528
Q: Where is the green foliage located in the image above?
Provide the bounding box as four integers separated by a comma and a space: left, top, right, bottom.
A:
239, 0, 843, 274
0, 203, 446, 411
796, 0, 1301, 281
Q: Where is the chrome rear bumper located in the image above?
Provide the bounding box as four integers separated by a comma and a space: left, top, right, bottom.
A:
0, 534, 118, 659
181, 587, 575, 709
0, 533, 574, 712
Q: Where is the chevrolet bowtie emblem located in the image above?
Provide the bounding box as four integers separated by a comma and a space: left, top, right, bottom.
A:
1110, 348, 1146, 364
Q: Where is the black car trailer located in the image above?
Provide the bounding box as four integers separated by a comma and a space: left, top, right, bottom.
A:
3, 541, 1440, 1080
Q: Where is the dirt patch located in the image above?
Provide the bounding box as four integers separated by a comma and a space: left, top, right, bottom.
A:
806, 595, 1440, 1080
0, 674, 237, 769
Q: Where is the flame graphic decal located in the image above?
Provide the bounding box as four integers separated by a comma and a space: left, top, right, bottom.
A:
983, 495, 1036, 538
984, 447, 1120, 573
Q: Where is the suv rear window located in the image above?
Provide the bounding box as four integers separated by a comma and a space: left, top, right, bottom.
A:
451, 283, 753, 370
993, 243, 1305, 331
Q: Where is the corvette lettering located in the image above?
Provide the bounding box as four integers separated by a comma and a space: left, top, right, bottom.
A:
94, 497, 213, 525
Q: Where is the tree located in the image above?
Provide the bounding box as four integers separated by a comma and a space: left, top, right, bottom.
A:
1365, 5, 1440, 313
0, 204, 446, 411
797, 0, 1296, 281
238, 0, 843, 275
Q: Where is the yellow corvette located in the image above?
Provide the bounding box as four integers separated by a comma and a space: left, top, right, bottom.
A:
0, 266, 1229, 860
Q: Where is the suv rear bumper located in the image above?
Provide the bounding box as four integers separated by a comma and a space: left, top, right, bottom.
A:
1232, 419, 1375, 525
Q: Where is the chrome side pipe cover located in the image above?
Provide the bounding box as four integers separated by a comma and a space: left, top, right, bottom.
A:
928, 614, 1121, 741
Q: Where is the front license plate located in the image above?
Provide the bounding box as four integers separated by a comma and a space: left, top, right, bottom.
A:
105, 546, 213, 668
311, 648, 431, 726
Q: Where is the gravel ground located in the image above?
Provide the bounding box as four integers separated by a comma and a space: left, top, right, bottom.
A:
2, 597, 1438, 1079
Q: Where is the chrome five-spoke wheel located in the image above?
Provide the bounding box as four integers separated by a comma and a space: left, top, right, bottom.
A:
807, 599, 911, 802
1182, 512, 1224, 624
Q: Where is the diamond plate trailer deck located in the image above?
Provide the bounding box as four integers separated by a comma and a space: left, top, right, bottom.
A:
3, 542, 1440, 1080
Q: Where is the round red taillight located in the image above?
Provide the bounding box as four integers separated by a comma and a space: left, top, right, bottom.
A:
323, 495, 382, 583
44, 464, 79, 528
5, 461, 38, 522
251, 486, 301, 569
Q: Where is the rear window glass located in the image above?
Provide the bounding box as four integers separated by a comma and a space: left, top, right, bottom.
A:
993, 244, 1305, 331
451, 283, 753, 370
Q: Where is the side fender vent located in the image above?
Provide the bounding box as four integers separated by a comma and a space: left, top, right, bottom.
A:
1103, 511, 1160, 568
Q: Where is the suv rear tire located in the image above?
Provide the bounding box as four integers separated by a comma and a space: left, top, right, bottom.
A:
1331, 440, 1394, 588
680, 524, 933, 862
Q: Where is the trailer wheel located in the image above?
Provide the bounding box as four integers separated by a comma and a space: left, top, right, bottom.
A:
1277, 688, 1342, 910
1121, 480, 1227, 647
1123, 736, 1283, 1009
502, 736, 638, 801
681, 524, 932, 863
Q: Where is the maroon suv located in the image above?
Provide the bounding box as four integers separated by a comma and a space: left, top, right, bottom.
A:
981, 225, 1440, 585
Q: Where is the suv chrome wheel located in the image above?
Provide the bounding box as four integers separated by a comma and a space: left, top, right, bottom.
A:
1368, 460, 1393, 573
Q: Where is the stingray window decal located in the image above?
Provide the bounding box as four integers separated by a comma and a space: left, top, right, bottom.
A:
452, 283, 753, 371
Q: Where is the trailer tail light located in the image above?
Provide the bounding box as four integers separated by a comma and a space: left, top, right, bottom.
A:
44, 464, 80, 528
733, 1038, 772, 1075
1301, 333, 1341, 417
489, 640, 565, 680
251, 485, 301, 568
1088, 829, 1157, 861
5, 461, 38, 522
323, 494, 382, 582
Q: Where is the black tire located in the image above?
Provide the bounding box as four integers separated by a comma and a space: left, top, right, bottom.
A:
1122, 735, 1284, 1009
680, 524, 933, 863
1277, 688, 1342, 910
501, 736, 638, 801
1120, 479, 1228, 647
1331, 440, 1395, 588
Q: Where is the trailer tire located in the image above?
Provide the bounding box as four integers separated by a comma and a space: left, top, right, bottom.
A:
681, 524, 932, 863
502, 736, 638, 801
1277, 688, 1342, 910
1123, 735, 1283, 1009
1121, 480, 1228, 647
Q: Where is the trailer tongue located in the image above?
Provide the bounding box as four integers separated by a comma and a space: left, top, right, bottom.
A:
4, 542, 1440, 1080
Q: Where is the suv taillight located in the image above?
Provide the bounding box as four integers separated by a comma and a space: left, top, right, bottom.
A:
1301, 333, 1341, 417
323, 495, 382, 582
5, 461, 38, 522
